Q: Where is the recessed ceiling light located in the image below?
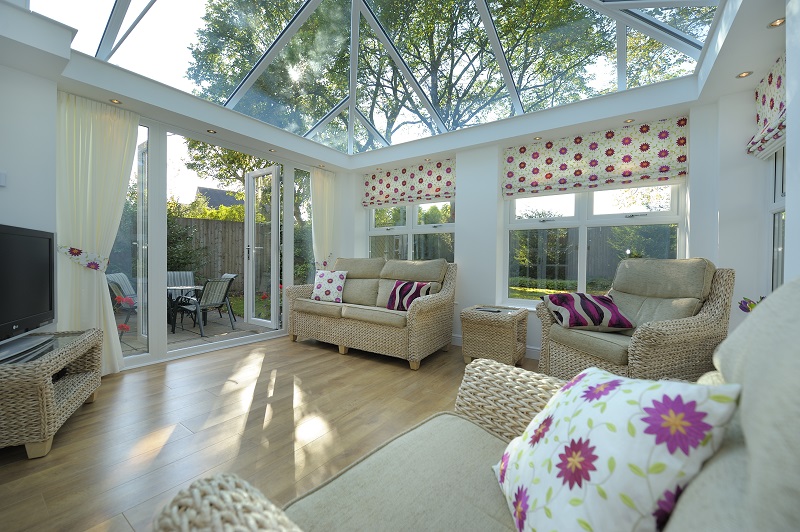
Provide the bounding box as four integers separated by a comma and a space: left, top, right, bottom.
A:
319, 164, 325, 168
268, 149, 276, 152
533, 136, 542, 140
768, 18, 785, 28
206, 129, 217, 134
623, 118, 635, 123
424, 158, 431, 162
735, 71, 753, 79
109, 99, 122, 105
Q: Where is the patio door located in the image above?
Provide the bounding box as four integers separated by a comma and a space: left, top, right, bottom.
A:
244, 165, 281, 329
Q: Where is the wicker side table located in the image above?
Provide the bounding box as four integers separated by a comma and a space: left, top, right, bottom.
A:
460, 305, 528, 366
0, 329, 102, 458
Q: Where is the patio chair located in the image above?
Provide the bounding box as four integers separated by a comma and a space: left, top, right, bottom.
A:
174, 277, 236, 337
106, 272, 137, 325
220, 273, 238, 322
167, 270, 196, 299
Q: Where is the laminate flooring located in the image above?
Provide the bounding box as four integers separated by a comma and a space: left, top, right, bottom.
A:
0, 337, 537, 531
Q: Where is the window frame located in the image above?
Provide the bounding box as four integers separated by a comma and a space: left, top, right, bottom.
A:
768, 148, 786, 291
503, 184, 685, 306
368, 201, 456, 259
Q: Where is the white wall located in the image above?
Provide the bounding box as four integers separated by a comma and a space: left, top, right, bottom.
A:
785, 0, 799, 281
0, 64, 57, 232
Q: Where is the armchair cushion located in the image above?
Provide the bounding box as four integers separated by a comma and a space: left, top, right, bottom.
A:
542, 293, 634, 331
493, 367, 741, 532
549, 326, 631, 366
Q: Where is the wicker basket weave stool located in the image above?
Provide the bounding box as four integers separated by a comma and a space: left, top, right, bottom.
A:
460, 305, 528, 366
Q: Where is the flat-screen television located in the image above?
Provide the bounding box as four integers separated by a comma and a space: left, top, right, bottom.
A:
0, 224, 55, 342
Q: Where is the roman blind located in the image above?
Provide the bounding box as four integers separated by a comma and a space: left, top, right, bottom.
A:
363, 159, 455, 207
746, 54, 786, 159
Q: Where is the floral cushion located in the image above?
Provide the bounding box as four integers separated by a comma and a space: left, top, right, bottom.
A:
494, 367, 741, 532
543, 292, 635, 331
386, 280, 432, 311
311, 270, 347, 303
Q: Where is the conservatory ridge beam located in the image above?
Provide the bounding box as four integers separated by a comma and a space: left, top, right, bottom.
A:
576, 0, 701, 60
623, 9, 703, 55
348, 1, 360, 154
355, 108, 390, 147
105, 0, 158, 61
474, 0, 524, 115
597, 1, 718, 8
226, 0, 324, 109
305, 96, 350, 139
359, 0, 448, 134
95, 0, 130, 60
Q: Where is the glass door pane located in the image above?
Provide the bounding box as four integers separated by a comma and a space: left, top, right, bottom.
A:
245, 165, 281, 328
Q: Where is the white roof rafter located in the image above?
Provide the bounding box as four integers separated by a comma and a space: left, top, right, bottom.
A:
474, 0, 524, 116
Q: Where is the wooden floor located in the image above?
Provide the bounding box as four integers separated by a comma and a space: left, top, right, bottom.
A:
0, 337, 537, 531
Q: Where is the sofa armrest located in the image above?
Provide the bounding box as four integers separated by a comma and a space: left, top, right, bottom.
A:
534, 302, 556, 374
454, 359, 565, 442
155, 473, 303, 531
285, 284, 313, 303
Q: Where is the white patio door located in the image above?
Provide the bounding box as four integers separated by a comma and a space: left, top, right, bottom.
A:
244, 165, 281, 329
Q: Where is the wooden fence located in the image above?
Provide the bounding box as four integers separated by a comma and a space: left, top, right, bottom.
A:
174, 218, 246, 294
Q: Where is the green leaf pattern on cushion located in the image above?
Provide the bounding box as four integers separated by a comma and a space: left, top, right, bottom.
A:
492, 367, 741, 531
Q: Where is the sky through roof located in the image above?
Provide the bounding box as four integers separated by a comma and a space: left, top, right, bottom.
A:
31, 0, 718, 154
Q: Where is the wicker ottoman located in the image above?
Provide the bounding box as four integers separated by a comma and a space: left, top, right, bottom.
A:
460, 305, 528, 366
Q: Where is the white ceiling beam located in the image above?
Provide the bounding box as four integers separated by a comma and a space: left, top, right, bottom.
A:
596, 1, 718, 7
348, 0, 360, 154
616, 20, 627, 91
226, 0, 324, 109
95, 0, 131, 60
474, 0, 524, 115
359, 0, 448, 134
355, 108, 390, 147
105, 0, 159, 61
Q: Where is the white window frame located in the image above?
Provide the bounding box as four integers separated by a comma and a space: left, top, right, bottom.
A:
367, 201, 456, 259
502, 184, 685, 306
768, 148, 786, 291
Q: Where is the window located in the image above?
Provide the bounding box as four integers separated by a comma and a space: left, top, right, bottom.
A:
369, 201, 455, 261
770, 148, 786, 290
506, 185, 682, 301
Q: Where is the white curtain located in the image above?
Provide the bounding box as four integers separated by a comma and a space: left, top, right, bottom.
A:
310, 167, 335, 268
56, 92, 139, 375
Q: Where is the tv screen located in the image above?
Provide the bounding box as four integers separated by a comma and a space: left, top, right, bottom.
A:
0, 224, 55, 342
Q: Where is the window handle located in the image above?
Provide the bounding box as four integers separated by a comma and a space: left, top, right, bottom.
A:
624, 213, 648, 219
538, 218, 556, 223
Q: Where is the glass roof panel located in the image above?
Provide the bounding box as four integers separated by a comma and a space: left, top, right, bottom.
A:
626, 27, 697, 90
488, 0, 617, 112
30, 0, 114, 56
232, 0, 351, 136
310, 110, 349, 153
107, 1, 206, 94
353, 118, 384, 154
181, 0, 308, 105
366, 0, 514, 130
114, 0, 153, 49
637, 7, 717, 41
356, 15, 436, 145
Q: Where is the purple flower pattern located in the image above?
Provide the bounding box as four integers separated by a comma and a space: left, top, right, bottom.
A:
512, 486, 529, 531
642, 394, 713, 455
556, 437, 598, 489
582, 379, 622, 402
653, 485, 684, 531
748, 54, 786, 157
362, 159, 455, 206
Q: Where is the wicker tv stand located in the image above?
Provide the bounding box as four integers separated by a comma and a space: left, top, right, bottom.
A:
0, 329, 102, 458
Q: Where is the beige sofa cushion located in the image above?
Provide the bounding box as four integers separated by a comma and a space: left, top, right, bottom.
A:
284, 413, 512, 531
549, 325, 631, 366
380, 258, 448, 283
341, 304, 407, 328
608, 258, 715, 330
333, 257, 386, 278
341, 278, 380, 306
293, 298, 343, 318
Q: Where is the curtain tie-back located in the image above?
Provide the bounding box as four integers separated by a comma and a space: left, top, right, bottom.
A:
58, 245, 109, 272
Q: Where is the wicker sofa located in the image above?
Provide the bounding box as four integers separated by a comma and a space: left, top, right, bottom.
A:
157, 276, 800, 531
536, 258, 735, 381
285, 257, 456, 370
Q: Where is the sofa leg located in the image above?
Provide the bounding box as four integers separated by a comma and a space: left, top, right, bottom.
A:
290, 334, 297, 342
463, 355, 472, 364
442, 343, 451, 352
338, 345, 349, 354
409, 360, 420, 370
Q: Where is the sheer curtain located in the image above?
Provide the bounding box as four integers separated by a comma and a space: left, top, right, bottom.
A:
310, 167, 335, 268
56, 92, 139, 375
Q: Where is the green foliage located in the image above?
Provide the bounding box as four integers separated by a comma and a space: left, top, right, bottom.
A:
108, 183, 139, 276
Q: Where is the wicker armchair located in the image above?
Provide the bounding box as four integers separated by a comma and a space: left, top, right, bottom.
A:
536, 259, 735, 381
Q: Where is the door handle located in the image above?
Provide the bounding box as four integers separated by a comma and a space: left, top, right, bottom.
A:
246, 245, 251, 260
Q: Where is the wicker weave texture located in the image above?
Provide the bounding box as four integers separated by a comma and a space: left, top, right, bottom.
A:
286, 263, 457, 369
0, 329, 102, 449
155, 473, 302, 532
536, 268, 735, 381
461, 305, 528, 365
454, 359, 565, 441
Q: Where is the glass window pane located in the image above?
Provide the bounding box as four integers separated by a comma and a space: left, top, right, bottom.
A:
593, 186, 672, 215
586, 224, 677, 294
773, 211, 785, 290
310, 111, 349, 153
293, 169, 314, 285
508, 228, 579, 300
487, 0, 616, 112
373, 207, 407, 228
370, 235, 408, 260
515, 195, 575, 220
637, 7, 717, 42
31, 0, 114, 56
413, 233, 454, 262
417, 202, 455, 225
626, 27, 697, 89
110, 125, 148, 356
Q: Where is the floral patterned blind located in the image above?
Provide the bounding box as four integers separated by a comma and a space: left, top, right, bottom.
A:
501, 116, 688, 198
362, 159, 455, 207
747, 54, 786, 160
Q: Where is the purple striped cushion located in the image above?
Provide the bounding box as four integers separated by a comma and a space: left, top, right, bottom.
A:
543, 293, 635, 331
387, 280, 432, 311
